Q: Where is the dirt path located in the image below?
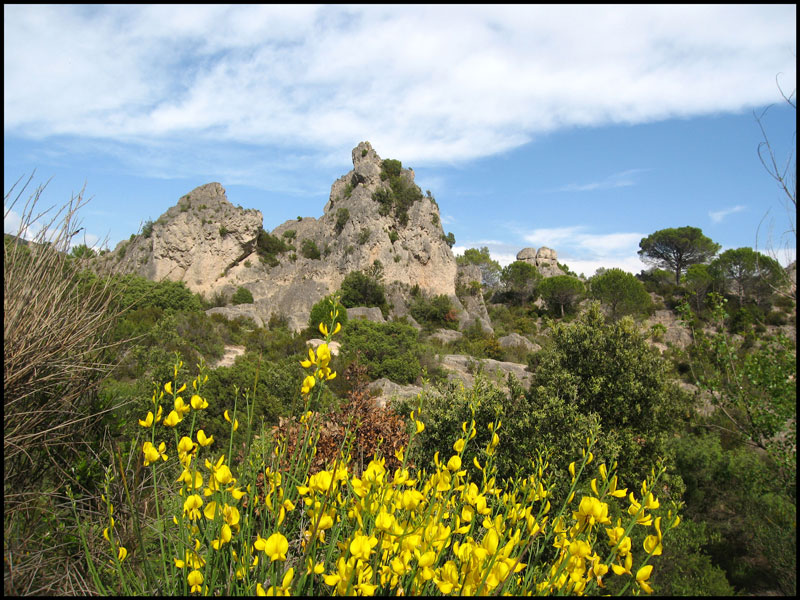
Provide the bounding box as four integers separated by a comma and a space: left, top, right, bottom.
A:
214, 345, 246, 368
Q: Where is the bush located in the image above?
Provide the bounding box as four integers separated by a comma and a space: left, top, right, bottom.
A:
358, 227, 371, 245
219, 225, 229, 236
257, 229, 291, 266
410, 293, 458, 331
339, 271, 389, 316
589, 268, 652, 319
335, 208, 349, 234
231, 286, 254, 305
308, 294, 349, 333
341, 320, 421, 384
301, 239, 321, 260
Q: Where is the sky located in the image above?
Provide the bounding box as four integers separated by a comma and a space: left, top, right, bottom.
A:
4, 4, 797, 277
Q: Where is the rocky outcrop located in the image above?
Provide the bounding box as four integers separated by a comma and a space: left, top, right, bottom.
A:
516, 246, 565, 278
97, 183, 263, 296
429, 329, 463, 345
455, 263, 493, 333
368, 378, 424, 408
440, 354, 532, 391
498, 333, 540, 353
347, 306, 386, 323
99, 142, 458, 332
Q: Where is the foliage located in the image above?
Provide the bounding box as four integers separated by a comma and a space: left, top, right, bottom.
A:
338, 270, 389, 317
73, 322, 681, 597
409, 293, 459, 331
231, 286, 254, 305
141, 219, 155, 238
335, 207, 349, 234
498, 260, 541, 305
589, 268, 652, 320
358, 227, 371, 245
443, 232, 455, 248
340, 320, 421, 384
681, 263, 719, 313
678, 294, 796, 491
106, 273, 203, 314
70, 243, 97, 259
300, 238, 321, 260
256, 229, 291, 266
638, 226, 721, 285
525, 304, 690, 499
456, 246, 502, 290
372, 158, 424, 226
668, 430, 795, 594
308, 294, 349, 333
537, 275, 585, 317
710, 247, 783, 307
4, 176, 134, 594
219, 225, 229, 236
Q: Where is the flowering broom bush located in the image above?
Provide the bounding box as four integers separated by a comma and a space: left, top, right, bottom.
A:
72, 296, 681, 596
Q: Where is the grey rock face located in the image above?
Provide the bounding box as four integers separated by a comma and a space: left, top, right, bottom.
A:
346, 306, 386, 323
498, 333, 540, 353
101, 143, 458, 332
368, 378, 423, 408
516, 246, 565, 278
429, 328, 463, 345
440, 354, 532, 391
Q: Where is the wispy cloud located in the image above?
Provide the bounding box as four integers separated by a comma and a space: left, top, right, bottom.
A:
555, 169, 650, 192
3, 5, 796, 182
709, 204, 746, 223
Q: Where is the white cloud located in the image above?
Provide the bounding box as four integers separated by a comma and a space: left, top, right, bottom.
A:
709, 204, 747, 223
555, 169, 650, 192
3, 5, 796, 179
521, 226, 647, 274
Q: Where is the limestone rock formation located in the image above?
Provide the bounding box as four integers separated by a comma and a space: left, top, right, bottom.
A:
99, 142, 458, 332
97, 182, 263, 296
516, 246, 566, 278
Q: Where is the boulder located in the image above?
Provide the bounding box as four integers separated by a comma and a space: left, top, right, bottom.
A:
498, 333, 540, 353
346, 306, 386, 323
429, 328, 463, 345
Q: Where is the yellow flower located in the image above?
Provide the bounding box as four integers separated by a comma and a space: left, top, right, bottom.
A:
163, 410, 181, 427
211, 524, 232, 549
138, 411, 156, 428
453, 438, 466, 453
636, 564, 654, 594
215, 464, 234, 486
142, 441, 167, 466
446, 454, 462, 471
183, 494, 203, 520
187, 569, 204, 594
117, 546, 128, 561
174, 396, 191, 417
224, 410, 239, 431
349, 534, 378, 561
264, 532, 289, 562
574, 496, 611, 529
165, 381, 173, 395
197, 430, 214, 447
301, 375, 316, 395
415, 419, 425, 434
190, 394, 208, 410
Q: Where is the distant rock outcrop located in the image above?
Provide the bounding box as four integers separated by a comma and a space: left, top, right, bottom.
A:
516, 246, 565, 277
99, 142, 458, 331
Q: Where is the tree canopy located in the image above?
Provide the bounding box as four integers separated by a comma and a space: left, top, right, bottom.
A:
638, 226, 720, 285
499, 260, 541, 305
538, 275, 585, 317
589, 267, 651, 319
710, 247, 783, 307
456, 247, 502, 289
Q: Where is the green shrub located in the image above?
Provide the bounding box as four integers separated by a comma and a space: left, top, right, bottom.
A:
538, 275, 585, 317
340, 320, 421, 384
339, 271, 389, 316
358, 228, 371, 245
219, 225, 229, 236
301, 239, 321, 260
141, 219, 154, 238
388, 229, 399, 244
335, 208, 349, 234
282, 229, 296, 241
410, 293, 458, 331
308, 294, 349, 332
257, 229, 291, 266
231, 286, 254, 305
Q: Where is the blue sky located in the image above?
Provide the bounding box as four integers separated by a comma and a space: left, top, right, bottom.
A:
4, 4, 796, 276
